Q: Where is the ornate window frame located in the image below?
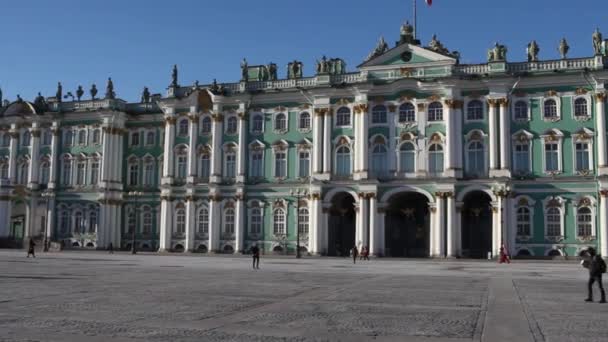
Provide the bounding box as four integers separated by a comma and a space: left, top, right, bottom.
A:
397, 102, 417, 126
427, 101, 444, 122
199, 115, 213, 136
197, 145, 212, 181
248, 140, 265, 180
177, 117, 189, 137
297, 111, 311, 132
572, 127, 594, 175
511, 98, 531, 122
370, 104, 388, 126
174, 144, 189, 180
273, 112, 288, 134
542, 96, 561, 122
222, 143, 237, 180
427, 132, 445, 177
272, 199, 287, 237
513, 195, 535, 241
196, 203, 210, 239
247, 199, 265, 239
542, 196, 565, 242
572, 94, 592, 122
221, 201, 236, 240
369, 134, 389, 178
511, 130, 534, 177
173, 202, 186, 238
333, 136, 353, 178
271, 140, 289, 180
397, 132, 418, 176
295, 139, 312, 179
464, 98, 485, 123
144, 129, 155, 147
335, 106, 352, 128
129, 130, 141, 147
464, 130, 488, 178
573, 196, 596, 242
540, 129, 564, 175
224, 114, 238, 136
250, 112, 265, 135
127, 156, 140, 186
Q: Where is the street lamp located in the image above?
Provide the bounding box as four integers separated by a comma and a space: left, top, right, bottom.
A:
290, 188, 308, 259
128, 191, 143, 254
41, 190, 53, 252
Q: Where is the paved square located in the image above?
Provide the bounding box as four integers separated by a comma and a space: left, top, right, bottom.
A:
1, 251, 607, 341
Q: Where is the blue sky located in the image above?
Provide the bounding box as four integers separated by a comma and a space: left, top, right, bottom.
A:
1, 0, 607, 102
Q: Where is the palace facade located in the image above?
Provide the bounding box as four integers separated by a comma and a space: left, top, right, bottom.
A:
2, 23, 608, 258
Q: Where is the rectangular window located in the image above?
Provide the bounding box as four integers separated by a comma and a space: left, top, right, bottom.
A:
298, 151, 310, 178
514, 143, 530, 173
129, 164, 139, 186
575, 143, 590, 171
275, 152, 287, 178
76, 162, 86, 185
251, 152, 263, 178
177, 156, 187, 179
200, 156, 210, 179
131, 132, 140, 146
544, 143, 559, 172
250, 209, 262, 234
90, 162, 99, 185
144, 163, 154, 186
62, 161, 72, 185
225, 154, 236, 178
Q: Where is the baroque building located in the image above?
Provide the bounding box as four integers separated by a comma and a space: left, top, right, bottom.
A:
2, 23, 608, 258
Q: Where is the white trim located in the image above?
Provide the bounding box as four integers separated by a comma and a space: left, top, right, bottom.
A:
199, 114, 213, 136
571, 94, 592, 121
456, 185, 497, 202
573, 196, 597, 240
273, 112, 288, 134
571, 128, 595, 175
224, 114, 238, 136
396, 140, 418, 177
464, 98, 486, 123
427, 101, 445, 123
540, 129, 564, 175
511, 98, 531, 122
380, 185, 435, 203
370, 104, 389, 127
297, 111, 312, 132
334, 106, 353, 128
249, 112, 265, 135
542, 196, 566, 241
513, 195, 536, 240
542, 96, 562, 122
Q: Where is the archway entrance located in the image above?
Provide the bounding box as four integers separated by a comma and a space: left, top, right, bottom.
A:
385, 193, 430, 257
461, 191, 493, 258
327, 193, 356, 256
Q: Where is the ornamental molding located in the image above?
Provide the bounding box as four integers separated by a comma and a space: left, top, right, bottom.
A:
595, 92, 607, 101
353, 104, 368, 114
314, 107, 331, 116
336, 98, 352, 105
417, 103, 426, 111
444, 99, 463, 109
575, 88, 588, 95
545, 90, 559, 97
400, 132, 416, 141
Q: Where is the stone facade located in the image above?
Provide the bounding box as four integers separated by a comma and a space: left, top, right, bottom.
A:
2, 23, 608, 258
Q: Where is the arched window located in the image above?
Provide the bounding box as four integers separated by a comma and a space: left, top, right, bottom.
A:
575, 142, 590, 171
299, 112, 311, 130
252, 115, 264, 133
60, 210, 69, 234
336, 107, 351, 126
130, 132, 139, 146
74, 211, 84, 234
40, 161, 50, 184
0, 163, 8, 179
22, 131, 31, 147
129, 161, 139, 186
399, 142, 416, 173
42, 130, 52, 145
62, 157, 72, 185
516, 207, 531, 236
224, 150, 236, 178
546, 207, 561, 237
273, 208, 286, 235
274, 113, 287, 132
175, 208, 186, 234
399, 103, 416, 123
92, 129, 101, 144
200, 153, 211, 179
143, 158, 154, 186
142, 209, 152, 234
513, 141, 530, 174
298, 208, 309, 235
428, 143, 444, 175
226, 116, 237, 134
466, 141, 485, 177
76, 160, 86, 185
336, 145, 351, 176
18, 162, 29, 185
78, 130, 86, 145
145, 131, 155, 146
543, 99, 558, 119
544, 142, 559, 172
250, 208, 262, 234
514, 101, 528, 120
64, 130, 73, 146
201, 117, 212, 134
428, 102, 443, 122
371, 105, 387, 124
574, 98, 588, 118
2, 133, 10, 147
577, 207, 593, 238
224, 208, 235, 235
466, 100, 483, 121
371, 143, 388, 177
90, 159, 100, 185
178, 119, 189, 137
198, 208, 209, 234
89, 209, 98, 234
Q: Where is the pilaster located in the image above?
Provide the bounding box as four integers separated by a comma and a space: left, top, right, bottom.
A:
235, 192, 245, 253
210, 113, 224, 184
599, 190, 608, 258
208, 193, 221, 252
28, 123, 41, 189
236, 110, 247, 183
186, 108, 199, 184
312, 109, 324, 175
369, 193, 379, 256
353, 103, 369, 180
496, 98, 511, 177
321, 109, 332, 180
48, 123, 60, 189
158, 196, 173, 252
596, 93, 608, 175
162, 113, 176, 185
488, 99, 499, 176
446, 192, 456, 257
8, 124, 18, 184
185, 196, 196, 252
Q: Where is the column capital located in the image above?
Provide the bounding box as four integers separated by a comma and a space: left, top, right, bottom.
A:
188, 113, 200, 122
417, 103, 426, 111
487, 98, 499, 107
365, 192, 377, 199
314, 107, 331, 116
311, 192, 322, 200
596, 92, 607, 101
444, 99, 463, 109
600, 189, 608, 197
497, 98, 509, 107
212, 113, 224, 122
237, 111, 248, 120
435, 191, 454, 199
208, 193, 222, 202
234, 193, 244, 201
353, 103, 368, 114
164, 116, 177, 125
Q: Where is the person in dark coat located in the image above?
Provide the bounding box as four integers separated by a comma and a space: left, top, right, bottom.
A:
250, 244, 260, 269
351, 245, 358, 264
108, 243, 114, 254
584, 247, 606, 303
27, 238, 36, 258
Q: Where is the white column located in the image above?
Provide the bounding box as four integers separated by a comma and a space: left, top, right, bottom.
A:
488, 100, 499, 172
48, 123, 60, 189
369, 194, 378, 256
8, 125, 18, 184
208, 196, 221, 252
162, 118, 176, 180
312, 110, 323, 174
236, 114, 247, 183
235, 195, 244, 253
499, 99, 510, 173
158, 199, 172, 251
28, 125, 40, 188
600, 191, 608, 258
355, 194, 369, 249
361, 105, 369, 178
115, 131, 125, 184
429, 202, 437, 256
454, 103, 464, 172
434, 195, 445, 257
322, 111, 332, 176
446, 194, 456, 257
24, 199, 33, 240
444, 101, 455, 177
185, 199, 196, 252
46, 198, 56, 241
596, 93, 607, 173
310, 195, 322, 254
187, 113, 198, 182
210, 115, 223, 183
491, 200, 502, 258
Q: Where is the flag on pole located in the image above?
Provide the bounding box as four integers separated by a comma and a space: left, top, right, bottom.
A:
426, 0, 432, 6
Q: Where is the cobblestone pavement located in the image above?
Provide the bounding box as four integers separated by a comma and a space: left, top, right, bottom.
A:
0, 250, 607, 342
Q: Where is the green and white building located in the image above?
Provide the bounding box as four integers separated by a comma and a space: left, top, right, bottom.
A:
2, 22, 608, 258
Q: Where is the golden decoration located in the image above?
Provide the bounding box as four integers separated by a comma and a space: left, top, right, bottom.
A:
575, 88, 588, 95
545, 90, 558, 97
417, 103, 426, 111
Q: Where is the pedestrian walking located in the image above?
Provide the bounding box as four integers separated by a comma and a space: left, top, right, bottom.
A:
363, 246, 370, 261
499, 245, 510, 264
583, 247, 606, 303
359, 246, 365, 261
26, 238, 36, 258
351, 245, 358, 264
108, 243, 114, 254
250, 243, 260, 269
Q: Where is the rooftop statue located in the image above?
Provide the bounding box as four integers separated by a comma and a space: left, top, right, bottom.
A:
399, 21, 416, 45
329, 58, 346, 75
76, 85, 84, 101
287, 60, 303, 79
171, 64, 178, 87
267, 63, 278, 81
34, 92, 47, 111
56, 82, 62, 103
90, 84, 98, 100
527, 40, 539, 62
316, 56, 329, 74
593, 28, 603, 55
365, 36, 389, 61
105, 77, 115, 99
559, 38, 570, 59
241, 58, 249, 82
487, 42, 508, 62
141, 87, 150, 103
16, 94, 23, 103
194, 80, 199, 89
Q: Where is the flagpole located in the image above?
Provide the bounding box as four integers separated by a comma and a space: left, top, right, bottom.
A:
413, 0, 417, 39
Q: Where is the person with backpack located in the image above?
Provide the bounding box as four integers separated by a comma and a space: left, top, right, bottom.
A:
250, 243, 260, 270
583, 247, 606, 303
26, 238, 36, 258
